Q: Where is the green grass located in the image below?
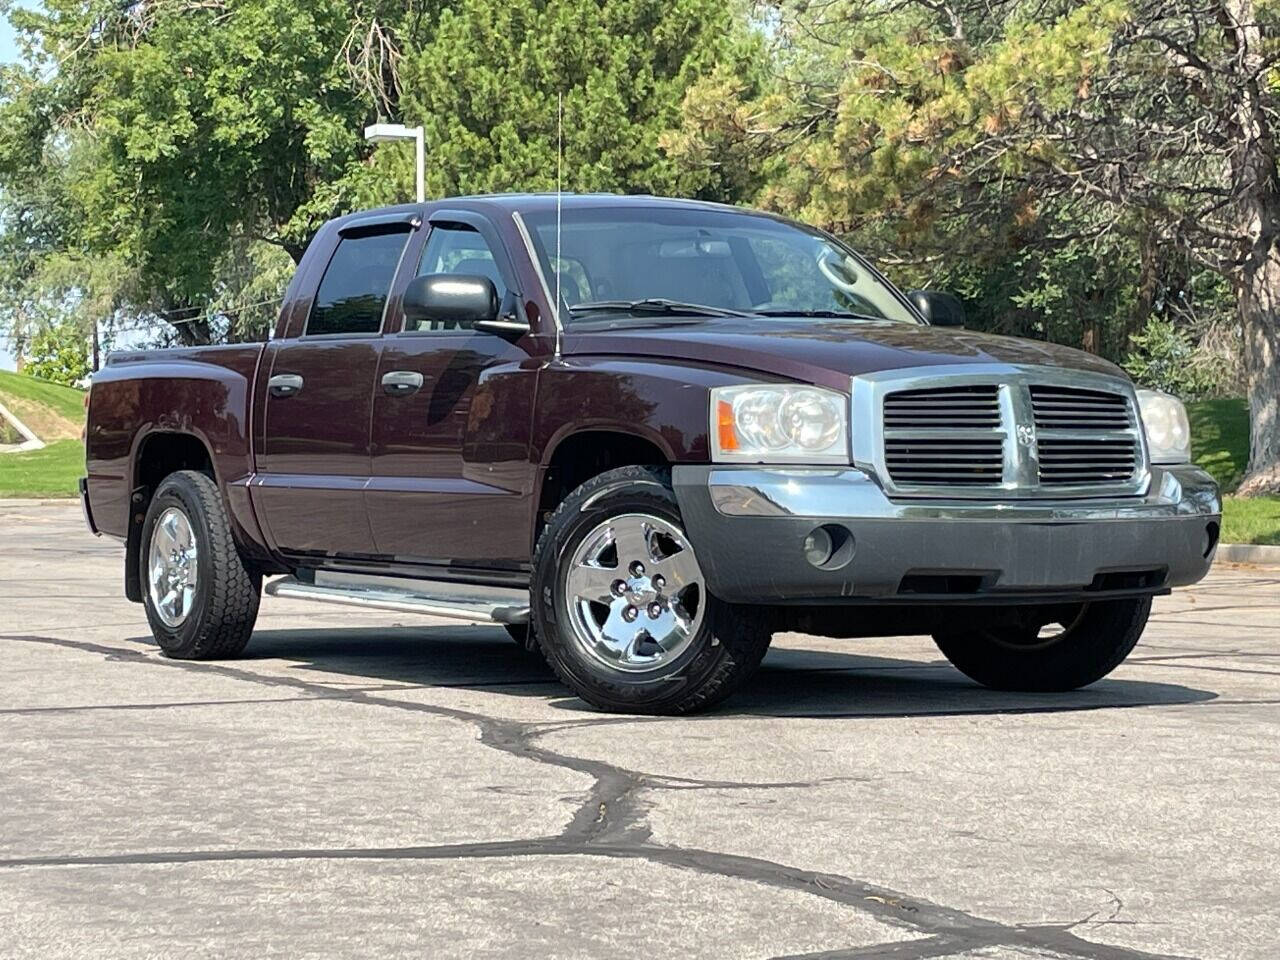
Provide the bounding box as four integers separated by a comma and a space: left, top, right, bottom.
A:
1187, 397, 1279, 545
0, 368, 85, 423
1216, 496, 1280, 546
0, 439, 85, 499
1188, 397, 1250, 492
0, 370, 87, 499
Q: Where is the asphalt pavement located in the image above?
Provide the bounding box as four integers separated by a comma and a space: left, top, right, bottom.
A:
2, 501, 1277, 959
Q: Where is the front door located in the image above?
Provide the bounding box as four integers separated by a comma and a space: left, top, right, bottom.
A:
256, 224, 415, 558
366, 217, 539, 571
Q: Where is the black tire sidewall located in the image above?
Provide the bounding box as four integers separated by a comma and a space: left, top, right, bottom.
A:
933, 597, 1152, 691
533, 472, 740, 711
139, 474, 217, 657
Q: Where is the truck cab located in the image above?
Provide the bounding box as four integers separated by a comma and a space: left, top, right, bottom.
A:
82, 194, 1221, 714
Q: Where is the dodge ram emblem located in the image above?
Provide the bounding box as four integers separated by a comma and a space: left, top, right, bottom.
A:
1016, 424, 1037, 447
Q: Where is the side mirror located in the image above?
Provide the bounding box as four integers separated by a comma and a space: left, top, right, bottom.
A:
908, 290, 966, 327
404, 274, 500, 326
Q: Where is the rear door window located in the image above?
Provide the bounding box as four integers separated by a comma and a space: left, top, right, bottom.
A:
307, 231, 410, 336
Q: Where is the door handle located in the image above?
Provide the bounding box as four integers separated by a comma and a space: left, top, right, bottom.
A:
381, 370, 425, 396
268, 374, 304, 398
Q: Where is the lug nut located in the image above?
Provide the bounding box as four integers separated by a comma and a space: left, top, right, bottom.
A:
630, 561, 645, 576
652, 575, 665, 589
622, 605, 638, 622
647, 603, 662, 619
611, 579, 626, 597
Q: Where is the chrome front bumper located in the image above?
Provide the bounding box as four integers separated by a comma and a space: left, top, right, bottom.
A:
671, 464, 1221, 604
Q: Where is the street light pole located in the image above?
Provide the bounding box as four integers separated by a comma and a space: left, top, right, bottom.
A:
364, 123, 426, 204
413, 126, 424, 205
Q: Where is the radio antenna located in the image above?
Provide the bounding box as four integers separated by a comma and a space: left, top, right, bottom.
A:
555, 92, 563, 342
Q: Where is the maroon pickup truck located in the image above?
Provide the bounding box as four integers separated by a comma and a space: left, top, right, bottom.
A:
82, 194, 1221, 713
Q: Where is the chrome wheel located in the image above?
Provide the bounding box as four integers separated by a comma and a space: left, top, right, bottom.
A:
563, 512, 705, 674
147, 507, 199, 628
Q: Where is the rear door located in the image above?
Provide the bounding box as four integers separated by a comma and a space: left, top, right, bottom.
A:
365, 212, 539, 572
255, 218, 416, 558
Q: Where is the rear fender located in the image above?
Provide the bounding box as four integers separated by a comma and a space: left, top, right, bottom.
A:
86, 348, 271, 565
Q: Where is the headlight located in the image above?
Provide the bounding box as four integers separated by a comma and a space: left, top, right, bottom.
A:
711, 384, 849, 463
1137, 388, 1191, 464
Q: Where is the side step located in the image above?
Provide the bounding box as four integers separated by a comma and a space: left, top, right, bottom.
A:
265, 570, 530, 625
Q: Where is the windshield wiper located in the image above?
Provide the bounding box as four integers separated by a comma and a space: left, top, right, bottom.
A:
568, 299, 750, 318
749, 308, 881, 320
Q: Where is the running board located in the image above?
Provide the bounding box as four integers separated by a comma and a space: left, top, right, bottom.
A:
264, 570, 530, 625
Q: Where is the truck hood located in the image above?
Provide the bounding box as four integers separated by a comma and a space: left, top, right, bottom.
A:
560, 318, 1125, 388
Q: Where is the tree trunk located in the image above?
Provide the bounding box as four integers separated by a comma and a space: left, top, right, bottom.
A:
1224, 0, 1280, 495
1235, 249, 1280, 495
1081, 316, 1100, 355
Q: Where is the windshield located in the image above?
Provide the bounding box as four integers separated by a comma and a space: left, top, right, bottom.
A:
523, 205, 919, 326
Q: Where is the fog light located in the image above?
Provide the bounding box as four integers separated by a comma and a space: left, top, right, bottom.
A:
803, 527, 834, 567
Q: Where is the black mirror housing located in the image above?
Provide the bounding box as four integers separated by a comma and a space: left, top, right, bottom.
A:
908, 289, 966, 327
404, 274, 500, 325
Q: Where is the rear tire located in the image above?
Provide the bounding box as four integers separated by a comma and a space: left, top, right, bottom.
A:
932, 597, 1151, 691
531, 465, 771, 715
140, 470, 260, 660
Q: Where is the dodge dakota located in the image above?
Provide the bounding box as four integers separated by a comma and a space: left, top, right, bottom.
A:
81, 194, 1221, 713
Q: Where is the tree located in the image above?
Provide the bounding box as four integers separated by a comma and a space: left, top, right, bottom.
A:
0, 0, 409, 344
0, 0, 760, 352
670, 0, 1278, 492
394, 0, 762, 200
23, 322, 89, 386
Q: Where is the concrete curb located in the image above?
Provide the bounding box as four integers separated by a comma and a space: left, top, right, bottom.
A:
1216, 543, 1280, 566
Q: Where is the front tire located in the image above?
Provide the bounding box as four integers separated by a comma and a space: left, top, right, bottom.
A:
932, 597, 1152, 691
531, 465, 771, 715
140, 470, 260, 659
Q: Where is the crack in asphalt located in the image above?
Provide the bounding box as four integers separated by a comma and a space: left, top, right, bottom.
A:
0, 632, 1195, 960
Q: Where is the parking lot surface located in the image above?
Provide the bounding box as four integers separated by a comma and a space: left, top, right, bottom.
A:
1, 500, 1277, 959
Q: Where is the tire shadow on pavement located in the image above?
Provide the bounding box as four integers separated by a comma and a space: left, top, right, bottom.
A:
131, 624, 1218, 719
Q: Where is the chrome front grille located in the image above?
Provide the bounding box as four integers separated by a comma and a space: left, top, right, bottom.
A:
870, 370, 1147, 499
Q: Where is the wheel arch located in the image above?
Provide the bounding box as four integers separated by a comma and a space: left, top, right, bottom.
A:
534, 428, 672, 543
125, 430, 219, 603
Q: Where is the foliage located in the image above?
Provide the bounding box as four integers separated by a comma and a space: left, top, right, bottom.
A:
1123, 317, 1220, 401
392, 0, 763, 200
22, 323, 89, 386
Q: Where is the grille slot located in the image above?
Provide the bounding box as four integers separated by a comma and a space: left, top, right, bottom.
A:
1030, 385, 1138, 487
1038, 438, 1137, 484
884, 385, 1000, 429
885, 438, 1004, 486
1029, 385, 1133, 429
